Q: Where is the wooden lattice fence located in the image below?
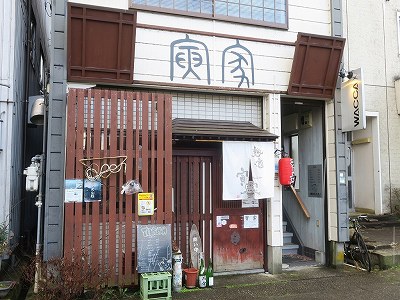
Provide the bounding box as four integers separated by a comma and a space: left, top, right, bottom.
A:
64, 88, 172, 285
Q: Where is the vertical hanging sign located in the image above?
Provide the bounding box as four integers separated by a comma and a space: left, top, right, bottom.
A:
341, 68, 366, 132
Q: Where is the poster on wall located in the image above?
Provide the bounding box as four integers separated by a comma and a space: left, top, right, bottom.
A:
64, 179, 83, 203
216, 215, 229, 227
83, 179, 102, 202
138, 192, 155, 216
243, 214, 259, 229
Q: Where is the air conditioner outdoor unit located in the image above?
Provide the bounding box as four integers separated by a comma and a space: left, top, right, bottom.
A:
282, 113, 299, 134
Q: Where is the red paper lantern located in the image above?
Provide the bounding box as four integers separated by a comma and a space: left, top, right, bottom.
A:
278, 157, 294, 186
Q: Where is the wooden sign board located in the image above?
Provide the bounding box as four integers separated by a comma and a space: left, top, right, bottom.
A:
189, 224, 203, 269
137, 224, 172, 273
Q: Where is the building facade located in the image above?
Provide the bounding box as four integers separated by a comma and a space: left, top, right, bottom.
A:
44, 0, 350, 284
341, 0, 400, 215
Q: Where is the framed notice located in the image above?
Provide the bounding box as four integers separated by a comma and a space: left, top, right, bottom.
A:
84, 179, 102, 202
138, 192, 154, 216
64, 179, 83, 203
243, 214, 259, 229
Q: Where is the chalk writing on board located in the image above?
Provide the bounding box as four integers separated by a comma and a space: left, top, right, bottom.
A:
137, 224, 172, 273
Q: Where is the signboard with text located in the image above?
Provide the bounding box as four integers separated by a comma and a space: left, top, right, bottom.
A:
341, 68, 366, 132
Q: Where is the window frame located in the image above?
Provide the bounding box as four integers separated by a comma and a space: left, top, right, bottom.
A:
130, 0, 288, 29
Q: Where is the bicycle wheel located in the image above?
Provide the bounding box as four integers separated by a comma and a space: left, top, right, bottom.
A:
354, 232, 372, 272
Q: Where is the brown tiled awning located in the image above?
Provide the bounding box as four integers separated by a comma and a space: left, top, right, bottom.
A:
172, 118, 278, 141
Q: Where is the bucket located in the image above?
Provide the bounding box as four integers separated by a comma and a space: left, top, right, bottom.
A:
183, 268, 198, 288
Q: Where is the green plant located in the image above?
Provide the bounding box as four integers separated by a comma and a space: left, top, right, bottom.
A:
0, 222, 8, 255
101, 287, 130, 300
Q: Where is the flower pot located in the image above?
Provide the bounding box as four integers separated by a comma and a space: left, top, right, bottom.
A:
183, 268, 198, 289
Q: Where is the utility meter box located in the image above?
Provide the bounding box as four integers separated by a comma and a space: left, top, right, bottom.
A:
24, 164, 39, 192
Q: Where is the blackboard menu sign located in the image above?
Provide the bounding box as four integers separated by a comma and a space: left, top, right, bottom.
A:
137, 224, 172, 273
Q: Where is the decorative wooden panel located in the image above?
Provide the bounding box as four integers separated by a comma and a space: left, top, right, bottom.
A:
64, 89, 172, 286
288, 32, 345, 99
67, 4, 136, 84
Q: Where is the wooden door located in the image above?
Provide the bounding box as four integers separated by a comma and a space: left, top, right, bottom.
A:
172, 149, 218, 268
172, 146, 265, 272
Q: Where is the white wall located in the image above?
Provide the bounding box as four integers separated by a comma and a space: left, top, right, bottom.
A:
343, 0, 400, 213
134, 0, 332, 92
0, 0, 16, 226
68, 0, 129, 10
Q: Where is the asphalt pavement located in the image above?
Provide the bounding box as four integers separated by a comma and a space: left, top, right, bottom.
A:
167, 265, 400, 300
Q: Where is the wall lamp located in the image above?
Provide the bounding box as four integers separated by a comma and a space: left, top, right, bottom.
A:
29, 96, 45, 125
339, 69, 354, 80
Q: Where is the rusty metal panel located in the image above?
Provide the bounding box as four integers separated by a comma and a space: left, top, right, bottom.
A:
288, 32, 345, 99
64, 89, 172, 285
67, 3, 136, 84
213, 208, 264, 272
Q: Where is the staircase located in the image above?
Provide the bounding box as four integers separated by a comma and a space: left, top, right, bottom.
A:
282, 221, 299, 255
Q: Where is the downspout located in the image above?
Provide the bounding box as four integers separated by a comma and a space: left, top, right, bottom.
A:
21, 0, 32, 243
382, 2, 392, 210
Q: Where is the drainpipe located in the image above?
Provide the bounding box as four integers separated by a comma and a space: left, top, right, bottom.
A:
21, 0, 32, 248
33, 83, 48, 295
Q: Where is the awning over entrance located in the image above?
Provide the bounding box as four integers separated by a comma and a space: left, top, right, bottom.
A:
172, 118, 278, 142
287, 32, 345, 99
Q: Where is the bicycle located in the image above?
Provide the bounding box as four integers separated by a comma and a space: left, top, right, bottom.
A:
344, 215, 372, 272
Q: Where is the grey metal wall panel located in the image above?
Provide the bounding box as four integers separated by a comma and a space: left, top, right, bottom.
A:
53, 66, 64, 83
49, 152, 62, 171
51, 100, 65, 117
54, 14, 65, 33
46, 243, 62, 259
54, 49, 65, 67
46, 224, 61, 242
49, 135, 63, 152
53, 32, 65, 49
331, 0, 349, 242
52, 84, 66, 100
47, 206, 62, 225
50, 117, 63, 134
49, 170, 63, 189
44, 0, 67, 260
55, 0, 66, 15
48, 188, 62, 205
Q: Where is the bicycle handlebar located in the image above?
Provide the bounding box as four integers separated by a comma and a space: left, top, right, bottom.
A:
349, 215, 369, 222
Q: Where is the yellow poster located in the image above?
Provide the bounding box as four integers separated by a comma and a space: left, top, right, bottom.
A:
138, 192, 154, 216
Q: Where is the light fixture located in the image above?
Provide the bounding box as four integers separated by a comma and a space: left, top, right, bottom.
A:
30, 97, 45, 125
339, 69, 354, 80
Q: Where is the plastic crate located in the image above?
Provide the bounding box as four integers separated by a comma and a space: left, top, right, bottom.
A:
140, 272, 172, 300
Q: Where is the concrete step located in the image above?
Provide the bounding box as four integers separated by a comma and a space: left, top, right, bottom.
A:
283, 232, 293, 244
283, 243, 299, 255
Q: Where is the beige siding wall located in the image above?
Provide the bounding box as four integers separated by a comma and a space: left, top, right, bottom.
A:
326, 100, 338, 241
343, 0, 400, 212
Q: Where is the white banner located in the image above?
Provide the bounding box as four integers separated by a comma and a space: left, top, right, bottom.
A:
341, 68, 366, 132
222, 141, 274, 200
